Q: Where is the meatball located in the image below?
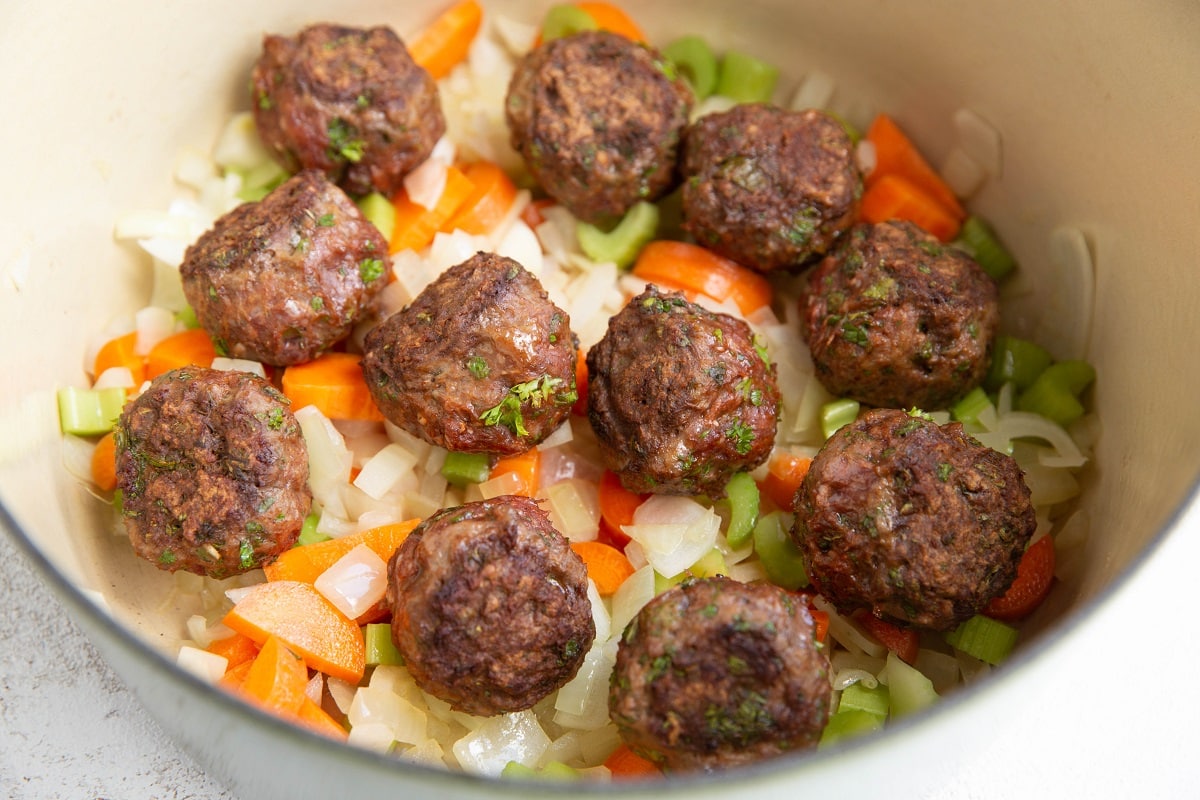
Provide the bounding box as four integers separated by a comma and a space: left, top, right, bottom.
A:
609, 576, 831, 772
681, 104, 860, 273
386, 496, 595, 716
586, 286, 780, 496
114, 367, 310, 579
801, 220, 999, 410
251, 23, 445, 197
792, 408, 1036, 631
180, 169, 390, 367
505, 30, 693, 224
361, 252, 577, 455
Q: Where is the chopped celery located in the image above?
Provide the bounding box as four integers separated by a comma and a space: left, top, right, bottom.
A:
441, 451, 491, 487
689, 547, 728, 579
1016, 359, 1096, 427
57, 386, 127, 436
716, 50, 779, 103
951, 386, 993, 425
654, 569, 686, 594
576, 201, 659, 269
752, 511, 808, 590
945, 615, 1018, 665
356, 191, 396, 243
884, 652, 939, 717
722, 471, 760, 549
175, 305, 200, 330
956, 215, 1016, 280
235, 160, 288, 202
985, 335, 1053, 392
821, 398, 860, 440
663, 35, 719, 100
818, 709, 883, 748
838, 681, 890, 719
539, 4, 598, 41
501, 760, 581, 780
296, 511, 330, 546
364, 623, 404, 666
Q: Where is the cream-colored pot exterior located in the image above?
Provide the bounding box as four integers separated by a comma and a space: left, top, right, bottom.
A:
1, 0, 1198, 796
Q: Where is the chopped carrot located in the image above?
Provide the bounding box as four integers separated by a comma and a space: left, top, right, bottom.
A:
757, 452, 812, 511
389, 164, 475, 254
631, 240, 774, 316
853, 610, 920, 665
408, 0, 484, 81
603, 744, 662, 778
572, 347, 588, 416
90, 432, 118, 492
280, 351, 384, 422
206, 631, 262, 669
93, 330, 146, 385
442, 160, 518, 235
574, 2, 646, 42
297, 697, 348, 741
597, 470, 647, 549
810, 609, 830, 645
984, 535, 1056, 621
223, 581, 366, 684
490, 448, 542, 498
219, 658, 254, 689
859, 173, 962, 242
240, 635, 309, 715
571, 540, 635, 595
144, 328, 217, 380
520, 198, 556, 230
865, 114, 966, 221
263, 519, 420, 585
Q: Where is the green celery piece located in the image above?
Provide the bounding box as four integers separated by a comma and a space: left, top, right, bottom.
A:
957, 215, 1017, 280
722, 471, 760, 549
654, 569, 686, 595
985, 335, 1053, 392
58, 386, 127, 436
540, 4, 598, 41
663, 35, 719, 100
838, 681, 890, 719
951, 386, 993, 425
576, 201, 660, 269
689, 547, 728, 579
945, 615, 1018, 666
884, 652, 939, 717
752, 511, 808, 590
356, 191, 397, 243
235, 160, 288, 202
501, 760, 581, 780
175, 305, 200, 330
441, 451, 491, 487
716, 50, 779, 103
364, 623, 405, 666
821, 398, 860, 440
818, 709, 883, 748
1016, 360, 1095, 426
296, 511, 331, 546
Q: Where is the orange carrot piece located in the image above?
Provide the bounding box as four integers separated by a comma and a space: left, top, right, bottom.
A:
757, 452, 812, 511
389, 164, 475, 254
853, 610, 920, 665
597, 470, 647, 549
865, 114, 966, 221
490, 448, 542, 498
263, 519, 421, 585
219, 658, 254, 689
93, 330, 146, 385
603, 744, 662, 778
280, 352, 384, 422
90, 432, 118, 492
575, 2, 646, 41
145, 328, 217, 380
632, 240, 774, 316
859, 173, 962, 242
572, 347, 589, 416
984, 535, 1056, 621
223, 581, 365, 684
206, 631, 262, 669
297, 697, 349, 741
571, 540, 635, 596
443, 160, 518, 235
810, 609, 830, 645
240, 635, 309, 715
408, 0, 484, 81
520, 198, 556, 230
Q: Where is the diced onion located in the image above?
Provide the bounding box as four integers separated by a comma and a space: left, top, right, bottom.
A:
495, 219, 543, 274
855, 139, 877, 176
610, 565, 656, 636
294, 405, 353, 517
314, 543, 388, 619
543, 479, 600, 541
553, 638, 619, 730
403, 136, 457, 210
690, 94, 738, 122
347, 721, 398, 753
832, 668, 879, 691
624, 495, 720, 577
134, 306, 179, 355
176, 646, 228, 683
790, 70, 836, 111
92, 366, 136, 391
492, 14, 538, 55
813, 596, 886, 658
305, 673, 324, 705
327, 676, 358, 714
210, 357, 266, 377
452, 710, 551, 776
354, 442, 419, 500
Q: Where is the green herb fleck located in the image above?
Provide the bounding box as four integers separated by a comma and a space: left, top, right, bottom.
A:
727, 420, 755, 455
479, 375, 575, 437
310, 296, 325, 311
316, 213, 335, 227
467, 356, 490, 379
327, 118, 365, 163
358, 257, 385, 283
266, 407, 285, 431
937, 462, 954, 482
238, 539, 256, 570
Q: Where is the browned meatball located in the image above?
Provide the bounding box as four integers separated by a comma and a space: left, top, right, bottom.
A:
681, 104, 861, 273
792, 408, 1036, 631
586, 286, 780, 496
802, 220, 999, 410
386, 496, 595, 716
180, 169, 389, 366
251, 23, 445, 197
114, 367, 310, 579
361, 252, 577, 455
505, 31, 693, 224
609, 576, 831, 772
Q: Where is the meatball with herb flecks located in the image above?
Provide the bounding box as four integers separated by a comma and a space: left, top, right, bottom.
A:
115, 367, 310, 579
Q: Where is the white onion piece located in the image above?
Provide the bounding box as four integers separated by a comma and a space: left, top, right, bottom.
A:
304, 672, 324, 705
854, 139, 877, 177
790, 70, 835, 111
536, 419, 574, 450
833, 668, 879, 691
1034, 226, 1096, 361
915, 648, 963, 694
478, 470, 524, 500
491, 14, 538, 56
403, 136, 456, 210
294, 405, 353, 517
327, 676, 358, 714
113, 209, 195, 242
314, 543, 388, 619
624, 495, 720, 578
553, 637, 619, 730
610, 565, 655, 636
690, 94, 738, 122
813, 596, 886, 658
452, 710, 550, 776
58, 434, 95, 485
212, 111, 274, 172
347, 721, 398, 753
543, 479, 600, 542
354, 442, 419, 500
210, 357, 266, 377
223, 585, 256, 605
495, 219, 543, 274
134, 306, 178, 355
995, 410, 1087, 468
176, 646, 228, 684
953, 108, 1003, 176
88, 366, 133, 393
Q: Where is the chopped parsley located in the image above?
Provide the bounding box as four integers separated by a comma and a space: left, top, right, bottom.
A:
265, 407, 285, 431
737, 377, 763, 406
466, 356, 490, 379
479, 375, 576, 437
327, 118, 365, 163
358, 257, 385, 283
316, 213, 336, 227
726, 420, 755, 455
841, 321, 870, 347
238, 539, 256, 571
310, 296, 325, 311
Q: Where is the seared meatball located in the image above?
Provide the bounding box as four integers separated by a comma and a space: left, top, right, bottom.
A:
609, 576, 831, 772
792, 408, 1036, 631
114, 367, 310, 579
251, 23, 445, 197
505, 30, 693, 224
180, 169, 389, 366
587, 286, 780, 496
387, 496, 595, 716
681, 104, 860, 273
802, 220, 999, 410
361, 252, 577, 455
